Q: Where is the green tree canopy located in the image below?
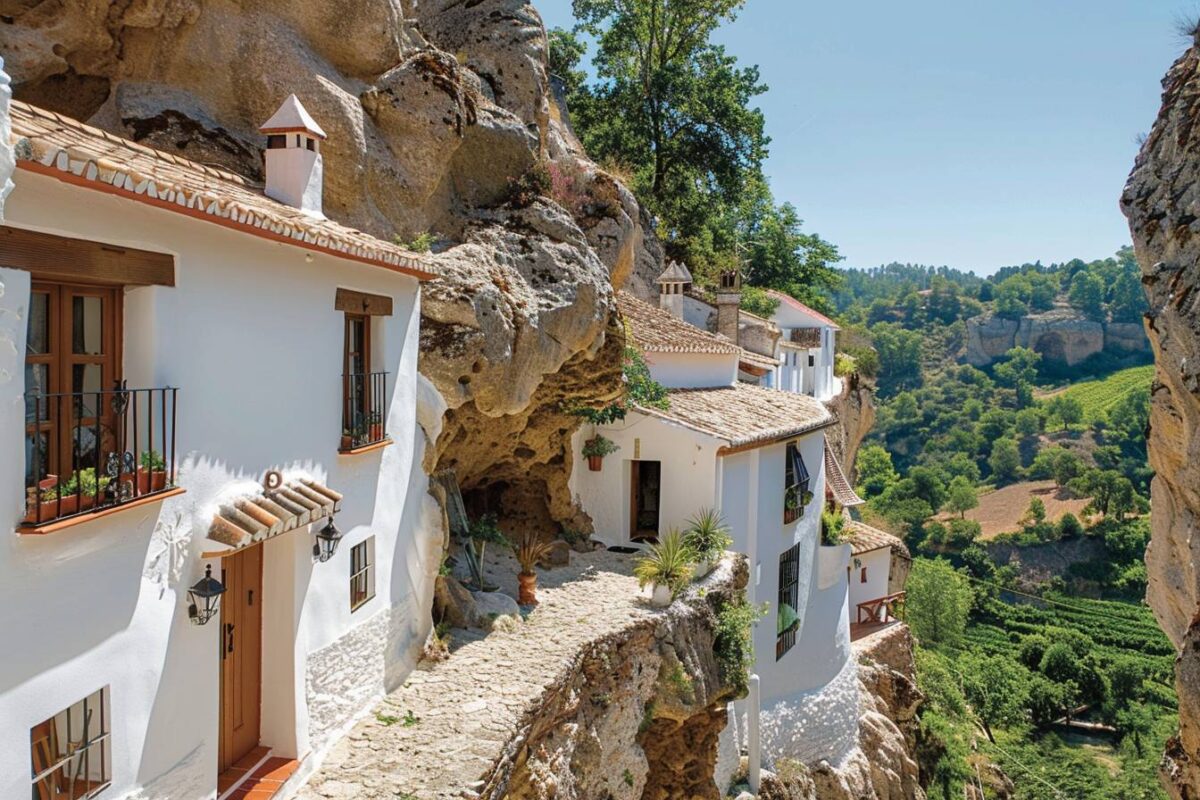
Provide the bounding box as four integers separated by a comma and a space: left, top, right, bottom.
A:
943, 476, 979, 519
906, 558, 972, 647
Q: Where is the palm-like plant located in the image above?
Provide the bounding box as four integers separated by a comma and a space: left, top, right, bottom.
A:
682, 508, 732, 563
633, 529, 693, 599
511, 531, 554, 576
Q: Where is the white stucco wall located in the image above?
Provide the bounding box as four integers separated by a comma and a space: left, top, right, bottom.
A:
569, 413, 721, 545
848, 547, 892, 620
642, 350, 738, 389
0, 58, 14, 218
0, 170, 440, 799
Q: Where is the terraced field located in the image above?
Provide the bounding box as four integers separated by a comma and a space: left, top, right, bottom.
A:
1049, 364, 1154, 421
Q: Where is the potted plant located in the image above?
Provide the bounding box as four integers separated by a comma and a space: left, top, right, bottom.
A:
582, 434, 619, 471
23, 474, 60, 523
682, 508, 732, 578
633, 529, 693, 607
777, 602, 799, 637
340, 412, 367, 450
26, 469, 110, 522
367, 411, 384, 443
138, 449, 167, 494
511, 531, 554, 606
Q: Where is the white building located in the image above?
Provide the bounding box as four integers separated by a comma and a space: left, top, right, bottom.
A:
570, 291, 861, 766
767, 289, 840, 401
0, 97, 442, 800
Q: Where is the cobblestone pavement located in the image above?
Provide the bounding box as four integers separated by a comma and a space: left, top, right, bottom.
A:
296, 548, 659, 799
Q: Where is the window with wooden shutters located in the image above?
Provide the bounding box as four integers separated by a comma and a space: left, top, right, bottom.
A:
783, 442, 811, 524
776, 543, 801, 660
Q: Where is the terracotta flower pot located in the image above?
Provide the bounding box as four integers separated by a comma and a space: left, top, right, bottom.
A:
518, 571, 538, 606
137, 467, 167, 494
587, 455, 603, 472
370, 423, 384, 442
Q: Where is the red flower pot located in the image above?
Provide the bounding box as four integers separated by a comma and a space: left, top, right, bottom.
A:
518, 572, 538, 605
587, 455, 603, 472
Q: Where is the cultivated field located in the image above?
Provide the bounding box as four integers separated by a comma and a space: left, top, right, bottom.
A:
937, 479, 1092, 540
1041, 364, 1154, 421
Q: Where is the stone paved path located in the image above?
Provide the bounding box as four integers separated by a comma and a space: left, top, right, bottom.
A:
296, 548, 661, 799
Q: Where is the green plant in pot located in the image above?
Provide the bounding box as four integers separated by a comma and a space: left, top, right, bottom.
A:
682, 508, 732, 578
582, 434, 619, 471
138, 449, 168, 494
777, 602, 799, 636
633, 528, 693, 607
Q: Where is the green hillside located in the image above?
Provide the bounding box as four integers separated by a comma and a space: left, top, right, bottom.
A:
1056, 365, 1154, 421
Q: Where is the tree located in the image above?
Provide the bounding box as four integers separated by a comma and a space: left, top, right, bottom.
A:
1026, 674, 1071, 728
908, 466, 946, 511
960, 653, 1031, 743
1114, 704, 1155, 757
905, 558, 972, 647
870, 323, 924, 394
943, 476, 978, 519
994, 347, 1041, 407
1047, 395, 1084, 429
988, 437, 1021, 484
1014, 407, 1042, 437
855, 445, 898, 497
1057, 512, 1084, 539
1039, 642, 1081, 685
1068, 270, 1106, 320
1023, 497, 1047, 526
1051, 449, 1083, 488
546, 27, 589, 95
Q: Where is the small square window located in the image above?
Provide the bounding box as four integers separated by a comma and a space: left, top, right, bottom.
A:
350, 537, 376, 612
31, 687, 111, 800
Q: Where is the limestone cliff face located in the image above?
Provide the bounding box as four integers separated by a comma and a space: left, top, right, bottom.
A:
1, 0, 654, 527
964, 307, 1149, 367
1122, 34, 1200, 799
824, 372, 876, 477
759, 625, 926, 800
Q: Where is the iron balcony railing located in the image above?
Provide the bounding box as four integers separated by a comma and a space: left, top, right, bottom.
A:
24, 384, 180, 528
341, 371, 388, 451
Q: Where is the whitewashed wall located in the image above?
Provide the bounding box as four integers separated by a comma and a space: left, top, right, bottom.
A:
642, 350, 738, 389
569, 413, 720, 545
0, 58, 13, 217
0, 170, 441, 799
849, 547, 892, 619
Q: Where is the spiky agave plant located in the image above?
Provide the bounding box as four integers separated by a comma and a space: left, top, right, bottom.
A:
633, 529, 693, 598
511, 531, 554, 576
682, 508, 732, 563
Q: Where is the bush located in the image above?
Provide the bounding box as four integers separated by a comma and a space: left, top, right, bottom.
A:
714, 595, 764, 697
834, 352, 857, 377
633, 529, 693, 597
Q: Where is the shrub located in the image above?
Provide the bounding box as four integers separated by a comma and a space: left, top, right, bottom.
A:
633, 529, 693, 597
507, 162, 552, 208
582, 434, 619, 459
682, 508, 732, 562
714, 595, 764, 697
834, 352, 857, 378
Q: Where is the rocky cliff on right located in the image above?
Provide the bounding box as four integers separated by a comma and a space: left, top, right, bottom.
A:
1122, 32, 1200, 799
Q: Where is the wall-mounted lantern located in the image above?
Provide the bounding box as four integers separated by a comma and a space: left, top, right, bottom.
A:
313, 516, 343, 563
852, 557, 862, 570
187, 564, 226, 626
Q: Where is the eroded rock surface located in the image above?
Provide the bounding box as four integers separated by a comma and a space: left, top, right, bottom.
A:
964, 307, 1149, 367
1122, 33, 1200, 799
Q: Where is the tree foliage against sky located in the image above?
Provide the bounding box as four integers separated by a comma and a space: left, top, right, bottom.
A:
550, 1, 842, 307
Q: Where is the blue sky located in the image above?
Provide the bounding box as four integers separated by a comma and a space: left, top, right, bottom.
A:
534, 0, 1194, 275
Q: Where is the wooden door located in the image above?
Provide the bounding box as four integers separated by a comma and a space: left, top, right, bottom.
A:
219, 546, 263, 773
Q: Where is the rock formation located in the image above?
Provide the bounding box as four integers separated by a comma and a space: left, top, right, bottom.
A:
758, 624, 926, 800
1122, 31, 1200, 799
1, 0, 658, 530
964, 307, 1149, 367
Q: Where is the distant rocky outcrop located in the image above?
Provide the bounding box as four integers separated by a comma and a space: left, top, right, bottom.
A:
965, 306, 1149, 367
1122, 31, 1200, 799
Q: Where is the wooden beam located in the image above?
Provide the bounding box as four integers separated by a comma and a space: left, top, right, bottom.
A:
0, 225, 175, 286
335, 287, 393, 316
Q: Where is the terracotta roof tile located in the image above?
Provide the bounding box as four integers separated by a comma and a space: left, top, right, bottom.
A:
738, 348, 780, 371
9, 101, 434, 279
844, 520, 908, 557
207, 478, 342, 550
637, 383, 834, 449
618, 291, 741, 355
825, 445, 865, 507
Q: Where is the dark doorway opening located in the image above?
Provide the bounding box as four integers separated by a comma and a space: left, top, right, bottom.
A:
630, 460, 661, 543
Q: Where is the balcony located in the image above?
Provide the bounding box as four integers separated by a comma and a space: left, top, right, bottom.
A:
851, 591, 906, 642
340, 371, 389, 454
23, 385, 181, 531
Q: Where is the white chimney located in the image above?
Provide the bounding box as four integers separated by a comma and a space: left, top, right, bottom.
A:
656, 260, 693, 318
259, 94, 327, 217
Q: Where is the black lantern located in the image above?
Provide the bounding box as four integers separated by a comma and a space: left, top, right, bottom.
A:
187, 564, 226, 626
313, 516, 343, 562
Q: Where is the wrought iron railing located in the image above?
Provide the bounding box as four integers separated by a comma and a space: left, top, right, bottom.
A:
24, 384, 180, 528
341, 371, 388, 451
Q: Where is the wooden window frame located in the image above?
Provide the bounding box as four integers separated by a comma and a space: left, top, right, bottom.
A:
26, 280, 124, 484
350, 537, 376, 612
